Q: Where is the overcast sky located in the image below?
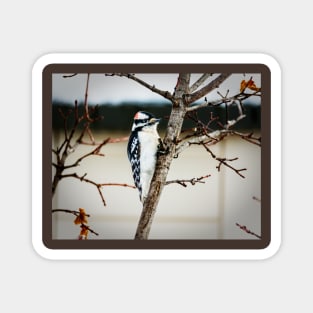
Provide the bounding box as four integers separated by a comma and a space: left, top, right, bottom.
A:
52, 73, 261, 105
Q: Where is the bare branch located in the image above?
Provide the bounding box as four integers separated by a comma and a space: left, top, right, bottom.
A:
187, 98, 223, 112
59, 172, 137, 207
62, 73, 78, 78
63, 138, 110, 170
105, 73, 174, 101
52, 208, 99, 237
60, 172, 107, 206
99, 183, 136, 189
58, 101, 85, 158
52, 76, 128, 203
253, 196, 261, 203
175, 130, 229, 157
186, 73, 231, 105
202, 144, 247, 178
166, 174, 211, 187
187, 89, 260, 112
78, 136, 129, 146
189, 73, 213, 93
52, 208, 90, 217
236, 223, 261, 239
83, 73, 92, 122
225, 112, 246, 129
134, 76, 189, 239
107, 136, 129, 143
233, 131, 261, 147
80, 223, 99, 237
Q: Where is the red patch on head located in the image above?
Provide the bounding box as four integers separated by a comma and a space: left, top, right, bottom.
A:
134, 112, 140, 120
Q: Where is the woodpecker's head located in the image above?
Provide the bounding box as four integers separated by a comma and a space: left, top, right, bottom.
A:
131, 111, 161, 132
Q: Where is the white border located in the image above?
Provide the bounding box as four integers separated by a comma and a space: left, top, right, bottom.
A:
32, 53, 281, 260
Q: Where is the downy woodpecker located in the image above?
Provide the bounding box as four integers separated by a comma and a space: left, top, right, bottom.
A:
127, 111, 161, 203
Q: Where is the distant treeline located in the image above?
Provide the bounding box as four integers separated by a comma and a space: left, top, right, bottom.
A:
52, 101, 261, 132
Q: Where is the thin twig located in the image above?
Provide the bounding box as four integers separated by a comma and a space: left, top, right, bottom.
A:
63, 73, 78, 78
186, 73, 231, 105
202, 143, 247, 178
252, 196, 261, 203
236, 223, 261, 239
52, 209, 90, 217
187, 89, 261, 112
80, 224, 99, 236
51, 209, 99, 237
99, 183, 136, 189
59, 172, 137, 206
166, 174, 211, 187
174, 130, 228, 157
63, 138, 110, 170
84, 73, 92, 121
233, 131, 261, 147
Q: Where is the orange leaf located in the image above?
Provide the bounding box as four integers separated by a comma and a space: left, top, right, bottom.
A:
240, 80, 248, 93
78, 224, 89, 240
247, 79, 260, 91
240, 79, 260, 92
74, 208, 88, 225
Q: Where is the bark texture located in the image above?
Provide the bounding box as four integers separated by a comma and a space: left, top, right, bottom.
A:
135, 74, 190, 239
134, 73, 232, 239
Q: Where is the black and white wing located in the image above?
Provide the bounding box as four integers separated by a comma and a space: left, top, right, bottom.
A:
127, 132, 142, 199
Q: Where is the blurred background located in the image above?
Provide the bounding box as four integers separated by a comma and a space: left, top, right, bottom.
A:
52, 73, 261, 240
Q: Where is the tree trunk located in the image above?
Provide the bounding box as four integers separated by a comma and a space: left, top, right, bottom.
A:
134, 74, 190, 239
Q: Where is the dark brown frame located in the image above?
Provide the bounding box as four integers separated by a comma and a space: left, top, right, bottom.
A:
43, 63, 271, 250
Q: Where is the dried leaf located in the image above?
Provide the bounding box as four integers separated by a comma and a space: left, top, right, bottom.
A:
74, 208, 88, 225
78, 224, 89, 240
247, 79, 260, 91
240, 79, 260, 93
240, 80, 247, 93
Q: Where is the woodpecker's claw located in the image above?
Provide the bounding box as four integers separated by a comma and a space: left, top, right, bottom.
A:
157, 138, 169, 155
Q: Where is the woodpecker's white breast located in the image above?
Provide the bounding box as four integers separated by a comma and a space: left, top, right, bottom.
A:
138, 124, 159, 200
138, 125, 159, 173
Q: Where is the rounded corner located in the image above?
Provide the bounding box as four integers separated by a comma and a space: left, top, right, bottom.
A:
32, 53, 62, 76
257, 236, 282, 260
32, 238, 53, 261
258, 53, 282, 75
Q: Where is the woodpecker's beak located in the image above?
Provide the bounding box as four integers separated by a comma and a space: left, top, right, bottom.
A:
149, 117, 161, 124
